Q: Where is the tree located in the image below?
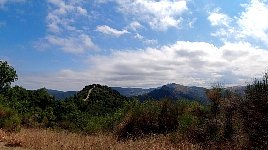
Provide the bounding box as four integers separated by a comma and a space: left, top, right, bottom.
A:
0, 61, 18, 91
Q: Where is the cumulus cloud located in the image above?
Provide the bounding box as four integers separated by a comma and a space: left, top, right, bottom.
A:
208, 0, 268, 45
208, 9, 232, 27
20, 41, 268, 90
237, 0, 268, 44
96, 25, 129, 37
115, 0, 188, 31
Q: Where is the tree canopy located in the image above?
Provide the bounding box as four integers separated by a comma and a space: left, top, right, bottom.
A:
0, 61, 18, 91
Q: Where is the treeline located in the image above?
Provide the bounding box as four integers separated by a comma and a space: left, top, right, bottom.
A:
0, 60, 268, 149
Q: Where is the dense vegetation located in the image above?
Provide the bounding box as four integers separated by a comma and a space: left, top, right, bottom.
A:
0, 60, 268, 149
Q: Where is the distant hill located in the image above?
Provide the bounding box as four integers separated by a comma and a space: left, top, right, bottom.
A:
138, 83, 210, 103
76, 84, 127, 115
112, 87, 155, 97
46, 89, 77, 100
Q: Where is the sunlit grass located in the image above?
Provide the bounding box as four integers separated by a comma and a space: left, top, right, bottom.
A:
0, 128, 201, 150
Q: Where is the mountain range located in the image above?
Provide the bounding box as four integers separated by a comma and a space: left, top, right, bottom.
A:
46, 89, 77, 100
47, 83, 246, 103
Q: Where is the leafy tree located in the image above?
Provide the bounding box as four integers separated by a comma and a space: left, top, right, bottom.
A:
0, 61, 18, 91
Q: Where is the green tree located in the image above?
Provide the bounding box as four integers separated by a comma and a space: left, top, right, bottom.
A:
0, 61, 18, 91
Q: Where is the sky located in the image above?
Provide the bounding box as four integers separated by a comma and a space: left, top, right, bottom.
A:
1, 0, 268, 91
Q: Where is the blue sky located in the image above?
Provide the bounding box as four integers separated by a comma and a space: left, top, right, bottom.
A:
1, 0, 268, 91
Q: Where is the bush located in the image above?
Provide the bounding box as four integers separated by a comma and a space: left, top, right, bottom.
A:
176, 100, 209, 143
241, 72, 268, 149
0, 105, 21, 132
115, 99, 179, 139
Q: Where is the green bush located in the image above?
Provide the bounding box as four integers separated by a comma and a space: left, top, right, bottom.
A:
0, 105, 21, 132
178, 114, 198, 132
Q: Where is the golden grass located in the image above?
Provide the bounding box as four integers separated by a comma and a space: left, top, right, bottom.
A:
0, 128, 201, 150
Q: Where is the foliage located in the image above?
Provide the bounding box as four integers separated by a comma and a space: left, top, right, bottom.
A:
115, 99, 180, 139
241, 72, 268, 149
0, 61, 18, 91
0, 105, 21, 132
76, 84, 127, 116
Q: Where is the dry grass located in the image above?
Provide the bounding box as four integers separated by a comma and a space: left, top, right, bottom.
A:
0, 128, 201, 150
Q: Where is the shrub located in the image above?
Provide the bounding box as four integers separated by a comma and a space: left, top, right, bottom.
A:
115, 99, 180, 140
0, 105, 21, 132
241, 72, 268, 149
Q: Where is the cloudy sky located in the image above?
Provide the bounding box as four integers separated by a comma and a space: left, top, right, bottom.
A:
1, 0, 268, 91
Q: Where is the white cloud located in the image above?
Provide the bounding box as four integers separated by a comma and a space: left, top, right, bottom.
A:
188, 18, 197, 28
134, 33, 144, 40
21, 41, 268, 90
134, 33, 158, 45
46, 0, 89, 33
96, 25, 129, 37
237, 0, 268, 44
36, 0, 97, 54
45, 34, 97, 54
128, 21, 143, 31
208, 9, 232, 27
209, 0, 268, 45
143, 39, 158, 45
116, 0, 188, 31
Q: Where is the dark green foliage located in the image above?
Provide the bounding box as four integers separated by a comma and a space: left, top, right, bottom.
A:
0, 61, 18, 91
158, 99, 179, 132
76, 84, 127, 116
241, 72, 268, 149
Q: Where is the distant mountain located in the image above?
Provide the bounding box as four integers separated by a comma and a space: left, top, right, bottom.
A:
112, 87, 155, 97
138, 83, 210, 103
46, 89, 77, 100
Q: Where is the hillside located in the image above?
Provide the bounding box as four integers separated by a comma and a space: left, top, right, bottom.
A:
138, 83, 210, 103
112, 87, 155, 97
75, 84, 127, 115
46, 89, 77, 100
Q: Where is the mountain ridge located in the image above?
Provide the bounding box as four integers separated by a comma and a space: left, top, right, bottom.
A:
47, 84, 246, 103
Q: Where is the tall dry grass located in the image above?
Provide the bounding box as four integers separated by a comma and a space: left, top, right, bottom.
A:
0, 128, 201, 150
